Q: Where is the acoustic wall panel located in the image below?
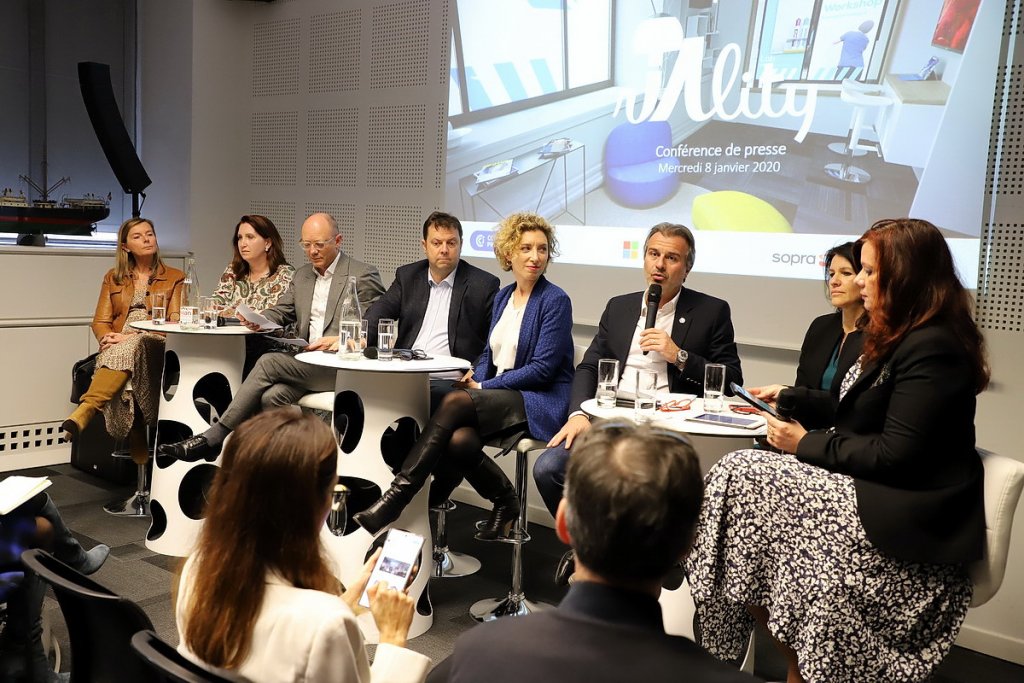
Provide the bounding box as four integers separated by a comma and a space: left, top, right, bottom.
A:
250, 111, 298, 185
370, 0, 431, 90
367, 103, 427, 189
306, 107, 359, 187
252, 18, 301, 97
309, 10, 362, 94
365, 203, 424, 276
250, 199, 298, 265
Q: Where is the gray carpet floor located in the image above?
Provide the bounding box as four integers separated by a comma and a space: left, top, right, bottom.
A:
12, 463, 1024, 682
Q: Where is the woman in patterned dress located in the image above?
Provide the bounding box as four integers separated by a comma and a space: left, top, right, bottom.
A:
211, 214, 294, 316
687, 218, 989, 683
211, 215, 294, 376
62, 218, 185, 463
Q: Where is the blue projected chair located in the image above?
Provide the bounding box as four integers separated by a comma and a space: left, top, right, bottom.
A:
603, 121, 679, 208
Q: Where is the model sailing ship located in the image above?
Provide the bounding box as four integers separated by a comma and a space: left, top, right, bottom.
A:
0, 175, 110, 244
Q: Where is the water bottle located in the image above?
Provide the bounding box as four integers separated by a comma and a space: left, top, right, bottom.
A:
338, 276, 363, 359
181, 255, 201, 329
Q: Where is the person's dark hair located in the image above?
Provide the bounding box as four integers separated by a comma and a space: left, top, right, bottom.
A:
229, 215, 288, 280
823, 241, 861, 301
564, 421, 704, 583
857, 218, 989, 392
644, 222, 696, 271
179, 410, 339, 668
422, 211, 463, 240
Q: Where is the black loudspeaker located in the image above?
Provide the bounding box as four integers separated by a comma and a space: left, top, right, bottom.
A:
78, 61, 151, 194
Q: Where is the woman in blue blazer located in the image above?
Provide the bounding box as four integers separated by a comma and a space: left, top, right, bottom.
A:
355, 212, 574, 538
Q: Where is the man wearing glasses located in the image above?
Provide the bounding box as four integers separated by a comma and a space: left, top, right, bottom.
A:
159, 212, 385, 461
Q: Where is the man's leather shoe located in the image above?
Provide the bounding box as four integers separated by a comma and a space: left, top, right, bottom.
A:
157, 435, 220, 462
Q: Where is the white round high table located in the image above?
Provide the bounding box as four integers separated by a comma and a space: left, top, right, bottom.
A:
583, 392, 765, 659
130, 320, 253, 556
296, 350, 471, 639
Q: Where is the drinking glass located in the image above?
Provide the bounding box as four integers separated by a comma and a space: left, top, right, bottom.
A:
339, 320, 362, 359
596, 359, 619, 409
378, 319, 398, 361
200, 297, 218, 330
704, 363, 726, 413
635, 370, 658, 423
150, 292, 167, 325
327, 484, 350, 536
360, 319, 368, 349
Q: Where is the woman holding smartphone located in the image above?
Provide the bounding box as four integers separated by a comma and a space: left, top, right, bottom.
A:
176, 409, 430, 683
750, 241, 865, 428
354, 211, 575, 538
687, 219, 988, 683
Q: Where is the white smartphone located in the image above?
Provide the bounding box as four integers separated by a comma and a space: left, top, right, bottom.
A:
358, 528, 424, 609
687, 412, 762, 429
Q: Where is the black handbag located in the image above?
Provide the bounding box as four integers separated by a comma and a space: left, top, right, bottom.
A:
70, 352, 99, 404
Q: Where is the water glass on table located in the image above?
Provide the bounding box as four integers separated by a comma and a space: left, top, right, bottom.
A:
200, 297, 218, 330
635, 370, 658, 423
150, 292, 167, 325
596, 359, 619, 408
339, 320, 362, 359
378, 319, 398, 361
704, 363, 726, 412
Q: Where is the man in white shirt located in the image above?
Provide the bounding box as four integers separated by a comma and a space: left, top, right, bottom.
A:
159, 212, 385, 461
533, 223, 743, 521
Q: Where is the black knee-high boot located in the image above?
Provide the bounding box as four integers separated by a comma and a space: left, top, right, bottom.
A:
464, 457, 519, 541
353, 423, 453, 535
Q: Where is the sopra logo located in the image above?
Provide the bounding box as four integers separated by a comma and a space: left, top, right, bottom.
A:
772, 252, 823, 266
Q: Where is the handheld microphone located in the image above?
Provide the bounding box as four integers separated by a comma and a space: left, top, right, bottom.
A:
776, 389, 797, 422
642, 284, 662, 355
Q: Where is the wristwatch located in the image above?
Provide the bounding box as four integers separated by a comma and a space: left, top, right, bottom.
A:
674, 349, 689, 370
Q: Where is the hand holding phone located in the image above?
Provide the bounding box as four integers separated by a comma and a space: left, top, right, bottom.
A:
730, 382, 782, 420
358, 529, 424, 609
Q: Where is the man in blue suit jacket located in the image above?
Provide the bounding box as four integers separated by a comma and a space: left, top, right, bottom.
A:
428, 422, 761, 683
534, 223, 743, 519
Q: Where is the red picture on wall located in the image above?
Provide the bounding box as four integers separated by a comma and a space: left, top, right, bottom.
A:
931, 0, 981, 53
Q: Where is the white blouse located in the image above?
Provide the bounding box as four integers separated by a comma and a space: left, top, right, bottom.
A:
489, 297, 527, 375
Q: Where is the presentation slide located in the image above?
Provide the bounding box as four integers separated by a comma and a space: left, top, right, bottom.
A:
444, 0, 995, 289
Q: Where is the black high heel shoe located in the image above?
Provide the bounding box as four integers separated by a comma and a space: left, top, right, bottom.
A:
474, 496, 519, 541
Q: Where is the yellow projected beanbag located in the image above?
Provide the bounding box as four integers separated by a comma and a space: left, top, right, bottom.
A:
692, 191, 793, 233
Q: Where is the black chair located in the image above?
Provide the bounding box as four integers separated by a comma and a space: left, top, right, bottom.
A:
20, 548, 154, 683
131, 630, 245, 683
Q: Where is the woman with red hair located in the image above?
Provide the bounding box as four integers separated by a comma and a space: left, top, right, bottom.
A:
687, 218, 988, 683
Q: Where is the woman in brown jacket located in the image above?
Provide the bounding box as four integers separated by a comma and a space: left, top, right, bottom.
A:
62, 217, 184, 461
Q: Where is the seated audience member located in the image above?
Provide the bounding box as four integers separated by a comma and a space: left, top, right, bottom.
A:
1, 493, 109, 683
354, 212, 575, 538
175, 410, 430, 683
427, 421, 760, 683
687, 219, 988, 683
211, 214, 295, 376
750, 241, 865, 429
534, 222, 742, 520
159, 212, 385, 462
62, 218, 185, 466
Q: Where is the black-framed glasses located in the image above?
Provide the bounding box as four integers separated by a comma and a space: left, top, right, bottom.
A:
394, 349, 432, 361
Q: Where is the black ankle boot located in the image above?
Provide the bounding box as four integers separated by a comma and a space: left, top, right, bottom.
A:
352, 422, 453, 535
463, 457, 520, 541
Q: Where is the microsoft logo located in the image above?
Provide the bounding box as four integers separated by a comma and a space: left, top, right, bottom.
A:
622, 240, 640, 260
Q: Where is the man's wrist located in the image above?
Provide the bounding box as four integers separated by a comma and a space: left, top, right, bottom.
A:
674, 349, 689, 370
569, 411, 591, 421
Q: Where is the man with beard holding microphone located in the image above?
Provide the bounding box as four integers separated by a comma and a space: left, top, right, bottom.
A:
534, 223, 743, 577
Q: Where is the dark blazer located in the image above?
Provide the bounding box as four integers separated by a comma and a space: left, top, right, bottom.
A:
364, 259, 499, 363
263, 253, 384, 340
474, 276, 575, 442
786, 312, 863, 430
569, 288, 742, 413
427, 582, 761, 683
797, 323, 985, 565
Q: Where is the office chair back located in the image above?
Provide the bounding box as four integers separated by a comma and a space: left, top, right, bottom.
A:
20, 548, 154, 683
132, 630, 246, 683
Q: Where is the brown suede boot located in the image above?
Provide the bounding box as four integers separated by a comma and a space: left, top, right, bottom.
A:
62, 367, 129, 441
